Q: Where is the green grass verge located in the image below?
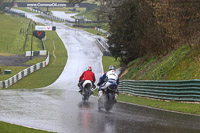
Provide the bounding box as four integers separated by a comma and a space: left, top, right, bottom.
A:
75, 8, 109, 31
65, 24, 106, 36
0, 59, 46, 81
102, 56, 120, 72
8, 31, 67, 89
24, 57, 46, 65
65, 7, 86, 13
81, 28, 106, 36
118, 93, 200, 115
77, 8, 97, 21
75, 8, 109, 32
0, 14, 45, 80
35, 15, 63, 23
0, 14, 27, 54
74, 23, 109, 31
121, 44, 200, 80
0, 121, 55, 133
0, 66, 26, 80
13, 7, 35, 13
0, 14, 42, 54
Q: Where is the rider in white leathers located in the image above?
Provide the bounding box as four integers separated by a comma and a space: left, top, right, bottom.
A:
97, 65, 119, 101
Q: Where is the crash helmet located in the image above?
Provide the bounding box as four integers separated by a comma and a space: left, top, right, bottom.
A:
109, 65, 116, 71
87, 66, 92, 71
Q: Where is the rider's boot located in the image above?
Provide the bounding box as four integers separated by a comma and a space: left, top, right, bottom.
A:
98, 90, 103, 99
78, 82, 83, 94
79, 86, 83, 94
98, 90, 103, 110
79, 89, 82, 94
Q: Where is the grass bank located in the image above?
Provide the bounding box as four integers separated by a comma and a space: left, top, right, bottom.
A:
76, 9, 109, 31
35, 15, 63, 23
102, 56, 120, 72
118, 93, 200, 115
118, 44, 200, 115
0, 66, 26, 80
13, 7, 35, 13
70, 8, 109, 36
0, 121, 55, 133
121, 44, 200, 80
0, 14, 42, 54
40, 7, 86, 13
70, 26, 106, 36
8, 31, 67, 89
0, 14, 47, 80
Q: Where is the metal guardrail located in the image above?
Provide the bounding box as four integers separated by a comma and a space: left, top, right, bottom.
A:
5, 8, 26, 17
94, 27, 109, 36
118, 80, 200, 102
95, 38, 112, 56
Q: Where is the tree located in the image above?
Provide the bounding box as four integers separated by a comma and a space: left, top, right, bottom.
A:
108, 0, 200, 65
108, 0, 172, 64
0, 0, 16, 11
174, 0, 200, 43
94, 0, 122, 21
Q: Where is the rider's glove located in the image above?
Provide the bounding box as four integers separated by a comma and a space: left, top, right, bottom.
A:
97, 82, 101, 86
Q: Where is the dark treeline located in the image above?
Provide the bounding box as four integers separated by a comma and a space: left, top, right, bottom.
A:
108, 0, 200, 64
0, 0, 16, 11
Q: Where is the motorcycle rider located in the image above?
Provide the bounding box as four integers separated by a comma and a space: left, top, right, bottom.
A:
97, 65, 119, 102
78, 66, 96, 94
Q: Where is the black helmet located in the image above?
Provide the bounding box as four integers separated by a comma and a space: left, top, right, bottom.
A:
109, 65, 116, 70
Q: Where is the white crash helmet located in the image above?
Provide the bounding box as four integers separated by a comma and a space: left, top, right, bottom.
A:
109, 65, 116, 71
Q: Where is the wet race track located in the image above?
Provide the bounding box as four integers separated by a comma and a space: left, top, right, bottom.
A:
0, 9, 200, 133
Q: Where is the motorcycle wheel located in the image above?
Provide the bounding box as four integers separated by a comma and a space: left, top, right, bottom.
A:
98, 100, 101, 110
98, 95, 104, 110
105, 93, 115, 111
82, 88, 89, 101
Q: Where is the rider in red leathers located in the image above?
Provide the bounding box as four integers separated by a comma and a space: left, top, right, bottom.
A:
78, 66, 96, 94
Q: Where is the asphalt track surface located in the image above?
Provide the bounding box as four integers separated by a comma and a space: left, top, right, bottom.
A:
0, 54, 45, 66
0, 9, 200, 133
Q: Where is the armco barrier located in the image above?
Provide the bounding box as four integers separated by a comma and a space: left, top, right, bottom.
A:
118, 80, 200, 102
95, 38, 112, 56
0, 52, 49, 89
25, 50, 47, 56
94, 27, 109, 36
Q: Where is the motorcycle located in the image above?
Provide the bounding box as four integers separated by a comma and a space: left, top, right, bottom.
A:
81, 80, 93, 101
98, 82, 118, 111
